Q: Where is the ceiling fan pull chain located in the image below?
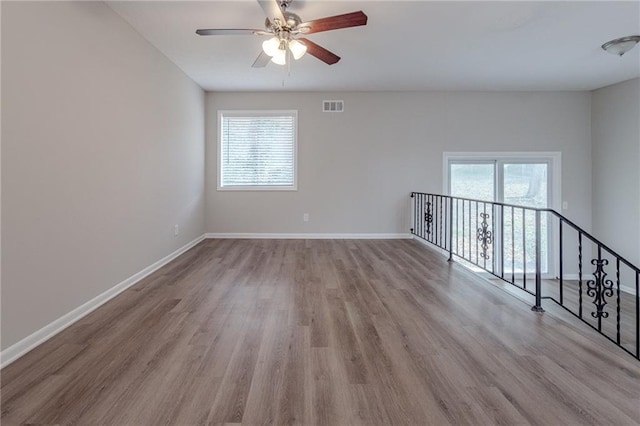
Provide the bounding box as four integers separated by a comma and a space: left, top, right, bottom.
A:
282, 63, 286, 87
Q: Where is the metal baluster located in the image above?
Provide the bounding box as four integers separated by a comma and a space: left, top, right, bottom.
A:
416, 194, 419, 237
578, 232, 583, 319
434, 195, 438, 245
410, 193, 415, 235
424, 193, 428, 240
448, 197, 454, 261
435, 195, 439, 245
420, 194, 427, 239
559, 218, 564, 305
435, 195, 439, 247
500, 204, 504, 278
483, 203, 487, 270
511, 206, 515, 284
431, 195, 435, 243
523, 208, 527, 290
456, 198, 460, 254
475, 201, 479, 264
616, 258, 620, 344
462, 200, 465, 259
440, 196, 443, 248
421, 194, 424, 239
427, 195, 431, 242
469, 201, 473, 263
427, 194, 430, 241
597, 245, 602, 332
531, 209, 544, 312
493, 204, 497, 274
429, 195, 433, 243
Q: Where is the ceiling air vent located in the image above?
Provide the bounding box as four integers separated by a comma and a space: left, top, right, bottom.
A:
323, 100, 344, 113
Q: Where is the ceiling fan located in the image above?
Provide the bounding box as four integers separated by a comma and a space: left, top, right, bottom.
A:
195, 0, 368, 67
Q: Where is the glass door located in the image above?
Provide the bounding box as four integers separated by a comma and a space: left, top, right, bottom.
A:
448, 158, 552, 276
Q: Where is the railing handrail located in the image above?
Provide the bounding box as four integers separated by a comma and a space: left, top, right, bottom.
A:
411, 191, 640, 273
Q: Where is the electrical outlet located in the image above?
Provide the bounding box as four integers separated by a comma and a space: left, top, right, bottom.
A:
303, 213, 309, 222
174, 224, 179, 236
562, 201, 568, 210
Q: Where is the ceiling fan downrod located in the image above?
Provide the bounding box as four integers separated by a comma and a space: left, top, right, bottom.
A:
278, 0, 293, 11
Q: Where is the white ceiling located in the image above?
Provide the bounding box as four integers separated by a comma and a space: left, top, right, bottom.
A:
107, 1, 640, 92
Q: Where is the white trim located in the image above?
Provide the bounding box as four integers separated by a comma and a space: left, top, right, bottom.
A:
205, 233, 411, 240
0, 234, 206, 369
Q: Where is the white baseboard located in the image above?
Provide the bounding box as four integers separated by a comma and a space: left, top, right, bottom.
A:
562, 274, 580, 280
411, 234, 450, 256
0, 234, 206, 369
205, 233, 412, 240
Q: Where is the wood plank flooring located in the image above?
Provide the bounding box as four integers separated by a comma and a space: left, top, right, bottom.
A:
2, 239, 639, 425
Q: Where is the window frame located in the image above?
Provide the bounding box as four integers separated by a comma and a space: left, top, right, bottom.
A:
217, 110, 298, 191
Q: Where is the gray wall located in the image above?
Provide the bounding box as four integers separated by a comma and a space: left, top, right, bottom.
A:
206, 91, 592, 234
1, 2, 205, 350
591, 78, 640, 266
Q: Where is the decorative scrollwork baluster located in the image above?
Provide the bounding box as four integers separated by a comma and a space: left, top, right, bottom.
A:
586, 258, 615, 319
425, 201, 433, 235
476, 212, 493, 260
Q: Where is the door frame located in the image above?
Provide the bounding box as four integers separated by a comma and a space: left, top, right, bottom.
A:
443, 152, 562, 279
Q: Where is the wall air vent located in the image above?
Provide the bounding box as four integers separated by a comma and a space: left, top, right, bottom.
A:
322, 100, 344, 113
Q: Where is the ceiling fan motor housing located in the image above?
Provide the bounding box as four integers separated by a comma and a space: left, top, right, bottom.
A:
265, 12, 302, 32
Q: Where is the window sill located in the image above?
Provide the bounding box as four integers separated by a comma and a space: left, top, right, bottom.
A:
217, 185, 298, 192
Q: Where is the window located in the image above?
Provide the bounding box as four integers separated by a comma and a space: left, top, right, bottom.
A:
218, 110, 297, 190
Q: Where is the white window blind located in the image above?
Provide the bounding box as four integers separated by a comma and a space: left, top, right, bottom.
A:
219, 110, 297, 190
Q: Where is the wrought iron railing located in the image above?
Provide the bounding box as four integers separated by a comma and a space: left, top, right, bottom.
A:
411, 192, 640, 361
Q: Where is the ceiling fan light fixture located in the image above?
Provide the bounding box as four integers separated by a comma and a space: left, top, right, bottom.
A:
271, 48, 287, 65
262, 36, 280, 57
601, 35, 640, 56
289, 39, 307, 60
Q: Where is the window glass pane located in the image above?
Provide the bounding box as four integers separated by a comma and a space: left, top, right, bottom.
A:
449, 162, 495, 272
450, 163, 495, 201
502, 163, 549, 274
503, 163, 548, 208
220, 111, 296, 188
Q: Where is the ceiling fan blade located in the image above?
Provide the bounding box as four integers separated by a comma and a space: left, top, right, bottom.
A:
196, 29, 267, 36
298, 11, 367, 35
257, 0, 286, 26
298, 38, 340, 65
252, 51, 271, 68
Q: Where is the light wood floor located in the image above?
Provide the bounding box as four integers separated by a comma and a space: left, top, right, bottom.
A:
2, 239, 639, 425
